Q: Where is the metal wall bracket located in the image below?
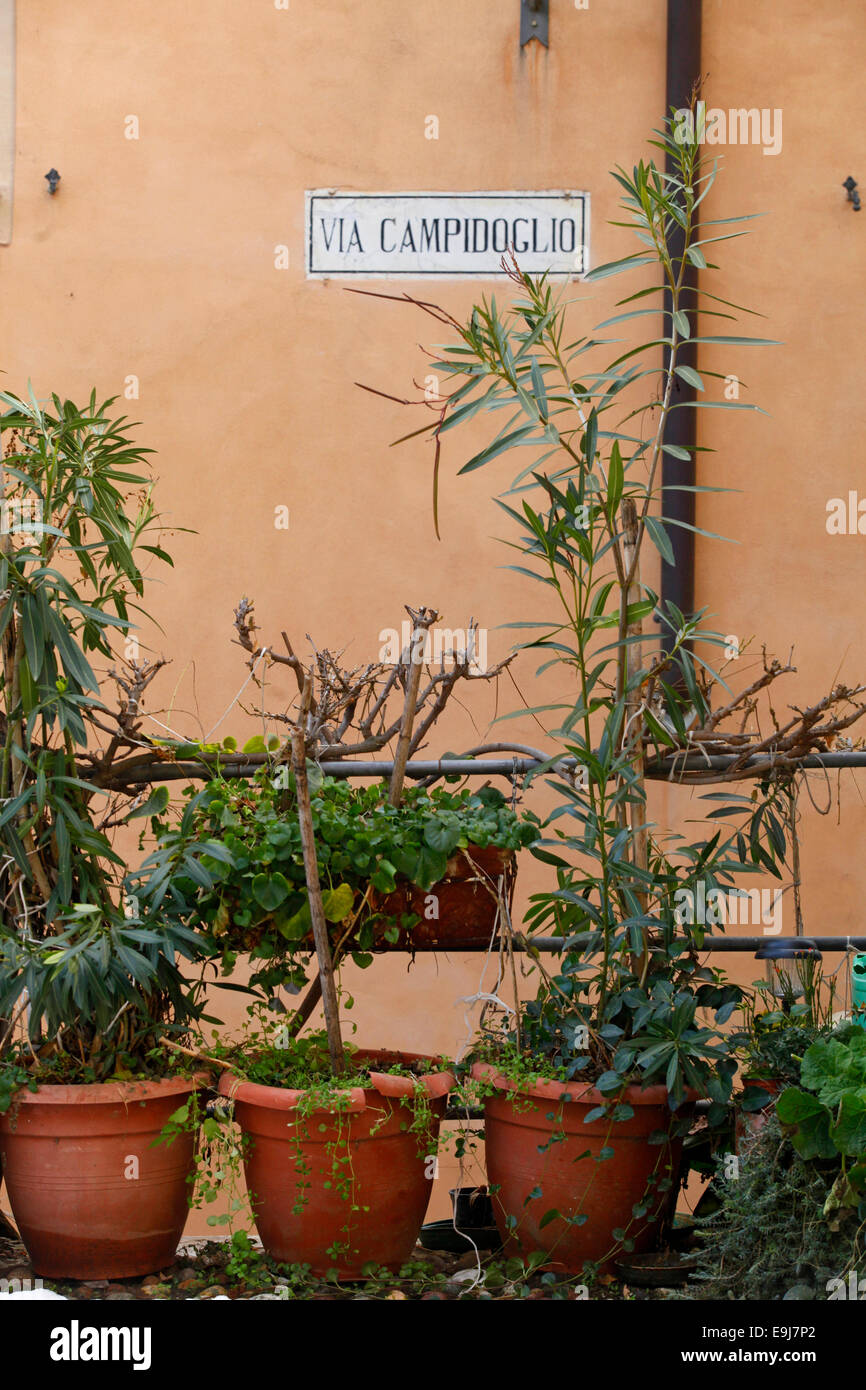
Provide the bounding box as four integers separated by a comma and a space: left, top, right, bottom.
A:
520, 0, 549, 48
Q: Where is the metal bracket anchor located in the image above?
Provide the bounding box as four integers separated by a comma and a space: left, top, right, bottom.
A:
520, 0, 549, 49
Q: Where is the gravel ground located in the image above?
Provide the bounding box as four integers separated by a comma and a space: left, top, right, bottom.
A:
0, 1224, 686, 1301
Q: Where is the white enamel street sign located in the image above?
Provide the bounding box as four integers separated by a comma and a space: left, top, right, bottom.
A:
305, 191, 590, 279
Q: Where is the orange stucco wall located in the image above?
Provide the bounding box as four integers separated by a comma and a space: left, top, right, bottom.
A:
3, 0, 866, 1228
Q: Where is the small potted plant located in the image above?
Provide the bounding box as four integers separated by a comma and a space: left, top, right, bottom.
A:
740, 1014, 822, 1102
737, 947, 837, 1140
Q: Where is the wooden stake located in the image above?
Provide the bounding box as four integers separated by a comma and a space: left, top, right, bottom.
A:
291, 715, 345, 1075
622, 498, 650, 980
287, 973, 323, 1038
286, 884, 376, 1039
788, 780, 804, 938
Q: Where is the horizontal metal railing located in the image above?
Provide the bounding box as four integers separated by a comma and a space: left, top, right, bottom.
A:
515, 935, 866, 953
107, 750, 866, 786
135, 753, 864, 954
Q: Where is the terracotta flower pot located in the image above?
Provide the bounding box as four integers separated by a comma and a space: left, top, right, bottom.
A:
736, 1075, 784, 1147
219, 1050, 455, 1277
368, 845, 516, 950
0, 1073, 207, 1279
472, 1061, 692, 1274
224, 845, 516, 955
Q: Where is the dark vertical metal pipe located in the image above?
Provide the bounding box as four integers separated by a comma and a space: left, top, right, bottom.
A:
661, 0, 702, 653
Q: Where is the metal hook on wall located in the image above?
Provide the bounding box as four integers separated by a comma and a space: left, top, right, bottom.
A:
843, 176, 861, 211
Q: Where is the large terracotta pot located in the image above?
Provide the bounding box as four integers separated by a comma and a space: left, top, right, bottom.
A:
472, 1062, 692, 1274
219, 1050, 455, 1277
0, 1073, 207, 1279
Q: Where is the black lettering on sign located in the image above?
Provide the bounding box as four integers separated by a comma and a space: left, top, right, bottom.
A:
419, 219, 440, 252
380, 218, 397, 253
444, 218, 461, 252
491, 218, 508, 253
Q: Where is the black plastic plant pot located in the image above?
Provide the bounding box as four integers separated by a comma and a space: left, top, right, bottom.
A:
418, 1220, 503, 1255
419, 1187, 502, 1254
450, 1185, 496, 1229
613, 1250, 698, 1288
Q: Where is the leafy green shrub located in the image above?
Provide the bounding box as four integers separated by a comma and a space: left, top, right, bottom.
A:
145, 772, 538, 986
374, 112, 796, 1113
0, 392, 171, 931
690, 1113, 864, 1300
775, 1028, 866, 1224
0, 392, 217, 1096
736, 1008, 833, 1116
480, 972, 742, 1109
742, 1016, 826, 1086
0, 904, 208, 1100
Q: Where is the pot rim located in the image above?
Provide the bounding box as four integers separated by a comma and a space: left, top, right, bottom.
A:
740, 1074, 785, 1091
218, 1048, 456, 1114
373, 842, 516, 895
0, 1069, 211, 1108
471, 1060, 697, 1108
